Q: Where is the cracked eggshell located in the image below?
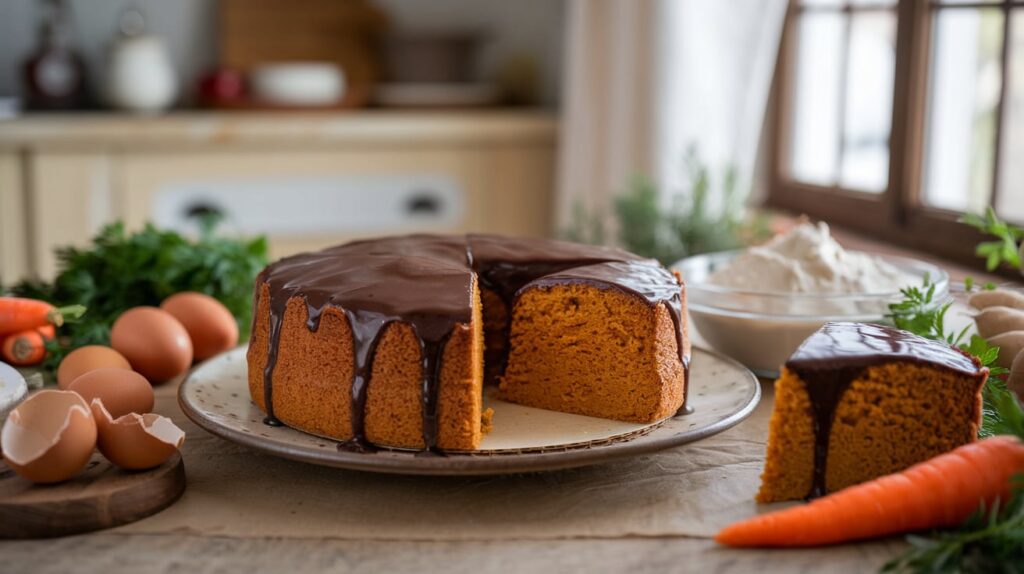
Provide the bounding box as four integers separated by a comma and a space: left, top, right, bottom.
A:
68, 367, 154, 419
1, 390, 97, 484
91, 400, 184, 470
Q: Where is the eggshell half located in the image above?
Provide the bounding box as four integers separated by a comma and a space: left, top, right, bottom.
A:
1, 390, 97, 484
161, 292, 239, 361
68, 368, 154, 419
57, 345, 132, 389
91, 400, 185, 470
110, 307, 194, 383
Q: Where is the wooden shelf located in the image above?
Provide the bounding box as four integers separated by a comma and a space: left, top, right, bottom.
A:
0, 109, 558, 150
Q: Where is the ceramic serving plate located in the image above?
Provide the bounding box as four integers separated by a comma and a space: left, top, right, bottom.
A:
179, 346, 760, 475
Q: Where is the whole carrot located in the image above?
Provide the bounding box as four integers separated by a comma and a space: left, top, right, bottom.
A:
1, 325, 54, 366
0, 297, 84, 336
716, 435, 1024, 548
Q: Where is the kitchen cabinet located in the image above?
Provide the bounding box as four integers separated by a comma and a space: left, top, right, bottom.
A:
0, 111, 557, 281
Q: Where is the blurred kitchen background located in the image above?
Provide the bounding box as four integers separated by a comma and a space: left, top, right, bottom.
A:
0, 0, 1021, 282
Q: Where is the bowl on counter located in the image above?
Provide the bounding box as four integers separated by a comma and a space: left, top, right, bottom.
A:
674, 250, 949, 378
250, 62, 346, 107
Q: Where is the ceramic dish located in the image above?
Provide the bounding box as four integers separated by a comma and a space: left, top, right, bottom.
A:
676, 250, 949, 378
179, 346, 760, 475
0, 362, 27, 423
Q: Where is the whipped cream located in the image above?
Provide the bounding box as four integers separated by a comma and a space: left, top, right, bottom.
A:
708, 222, 913, 294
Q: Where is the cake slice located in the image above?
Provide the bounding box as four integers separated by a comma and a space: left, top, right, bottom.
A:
498, 261, 689, 423
757, 321, 987, 503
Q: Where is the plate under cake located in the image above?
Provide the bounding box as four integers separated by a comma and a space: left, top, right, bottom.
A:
757, 321, 988, 502
246, 234, 690, 452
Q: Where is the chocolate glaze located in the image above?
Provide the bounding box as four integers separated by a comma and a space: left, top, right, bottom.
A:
785, 321, 985, 499
256, 234, 691, 452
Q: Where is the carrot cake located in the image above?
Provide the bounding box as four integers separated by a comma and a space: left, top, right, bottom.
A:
247, 234, 690, 452
757, 321, 987, 502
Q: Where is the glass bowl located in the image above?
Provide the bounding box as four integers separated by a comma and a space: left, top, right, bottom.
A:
674, 250, 950, 378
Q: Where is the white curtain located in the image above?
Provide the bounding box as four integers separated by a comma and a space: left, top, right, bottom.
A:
555, 0, 659, 232
555, 0, 788, 231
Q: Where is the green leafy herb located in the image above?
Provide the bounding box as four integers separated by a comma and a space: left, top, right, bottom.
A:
960, 208, 1024, 271
882, 478, 1024, 574
5, 219, 267, 371
886, 275, 969, 346
564, 146, 770, 264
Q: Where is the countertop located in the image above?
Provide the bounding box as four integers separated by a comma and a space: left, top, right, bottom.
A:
0, 236, 1005, 574
0, 372, 908, 574
0, 110, 558, 150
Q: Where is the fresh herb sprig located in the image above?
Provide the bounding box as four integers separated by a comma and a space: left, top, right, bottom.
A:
883, 277, 1024, 572
6, 218, 267, 372
887, 276, 968, 346
564, 146, 770, 264
960, 207, 1024, 271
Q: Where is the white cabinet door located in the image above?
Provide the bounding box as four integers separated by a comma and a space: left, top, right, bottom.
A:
28, 152, 116, 279
118, 148, 488, 261
0, 153, 29, 283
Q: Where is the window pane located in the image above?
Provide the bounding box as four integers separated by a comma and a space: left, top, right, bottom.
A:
839, 11, 896, 192
790, 13, 846, 186
923, 8, 1003, 214
997, 10, 1024, 224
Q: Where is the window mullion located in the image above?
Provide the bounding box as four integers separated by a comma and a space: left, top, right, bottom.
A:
835, 7, 855, 186
989, 0, 1013, 210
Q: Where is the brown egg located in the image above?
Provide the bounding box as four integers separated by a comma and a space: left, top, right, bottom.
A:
67, 368, 154, 418
57, 345, 132, 389
1, 390, 97, 484
160, 292, 239, 361
91, 400, 184, 470
110, 307, 193, 383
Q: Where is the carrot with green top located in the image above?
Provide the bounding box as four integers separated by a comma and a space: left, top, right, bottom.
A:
716, 435, 1024, 548
0, 297, 85, 336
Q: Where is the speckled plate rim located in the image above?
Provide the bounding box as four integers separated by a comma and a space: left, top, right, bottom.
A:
178, 346, 761, 476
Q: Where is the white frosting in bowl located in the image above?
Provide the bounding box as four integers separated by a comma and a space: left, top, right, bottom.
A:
707, 222, 915, 294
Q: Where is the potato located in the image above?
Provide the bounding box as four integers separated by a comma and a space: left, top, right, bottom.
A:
969, 289, 1024, 311
974, 306, 1024, 339
989, 331, 1024, 369
1009, 350, 1024, 402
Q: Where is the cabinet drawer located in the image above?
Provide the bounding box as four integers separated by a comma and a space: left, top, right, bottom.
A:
119, 149, 486, 259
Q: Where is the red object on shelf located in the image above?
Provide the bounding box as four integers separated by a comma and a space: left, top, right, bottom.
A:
196, 68, 247, 107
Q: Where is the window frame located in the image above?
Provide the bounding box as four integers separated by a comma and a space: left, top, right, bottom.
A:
766, 0, 1020, 269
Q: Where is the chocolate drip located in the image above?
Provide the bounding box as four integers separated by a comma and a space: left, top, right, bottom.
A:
418, 331, 452, 452
786, 322, 985, 499
338, 311, 391, 453
261, 293, 287, 427
257, 234, 692, 452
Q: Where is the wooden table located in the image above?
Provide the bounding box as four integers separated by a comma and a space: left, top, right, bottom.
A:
0, 375, 911, 574
0, 234, 1003, 574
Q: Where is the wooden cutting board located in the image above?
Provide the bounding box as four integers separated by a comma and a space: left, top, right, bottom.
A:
0, 452, 185, 539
